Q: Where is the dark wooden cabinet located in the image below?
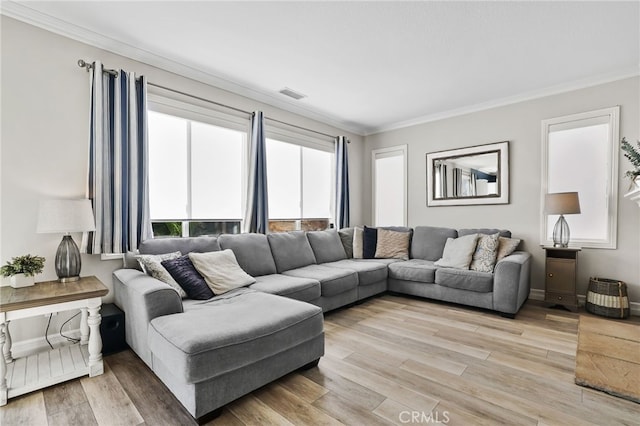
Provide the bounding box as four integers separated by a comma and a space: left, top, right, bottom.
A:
544, 247, 580, 312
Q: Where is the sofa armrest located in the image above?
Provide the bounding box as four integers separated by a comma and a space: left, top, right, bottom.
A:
492, 251, 531, 315
113, 269, 183, 367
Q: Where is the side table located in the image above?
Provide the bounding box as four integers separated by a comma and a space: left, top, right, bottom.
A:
0, 275, 108, 405
543, 246, 580, 312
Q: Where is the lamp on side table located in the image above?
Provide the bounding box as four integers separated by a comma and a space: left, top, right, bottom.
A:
36, 199, 96, 282
545, 191, 581, 248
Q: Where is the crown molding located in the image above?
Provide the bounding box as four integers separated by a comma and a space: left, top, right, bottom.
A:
365, 67, 640, 136
3, 2, 638, 139
1, 1, 367, 136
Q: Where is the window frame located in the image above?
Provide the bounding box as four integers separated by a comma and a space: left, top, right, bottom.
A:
372, 145, 408, 227
265, 124, 336, 231
540, 106, 620, 249
147, 93, 250, 237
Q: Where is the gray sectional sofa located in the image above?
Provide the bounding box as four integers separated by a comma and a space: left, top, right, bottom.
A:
113, 226, 531, 421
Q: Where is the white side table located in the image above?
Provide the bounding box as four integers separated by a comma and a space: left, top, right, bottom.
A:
0, 276, 108, 405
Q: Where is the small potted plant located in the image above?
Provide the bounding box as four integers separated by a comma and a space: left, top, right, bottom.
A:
621, 137, 640, 190
1, 254, 46, 288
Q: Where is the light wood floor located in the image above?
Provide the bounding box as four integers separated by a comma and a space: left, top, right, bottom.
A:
1, 296, 638, 425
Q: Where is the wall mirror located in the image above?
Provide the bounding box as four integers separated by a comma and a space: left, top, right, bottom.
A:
426, 141, 509, 206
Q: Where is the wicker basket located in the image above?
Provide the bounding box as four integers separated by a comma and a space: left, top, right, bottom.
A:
586, 278, 630, 319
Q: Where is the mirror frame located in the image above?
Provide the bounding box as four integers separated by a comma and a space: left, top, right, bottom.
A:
426, 141, 509, 206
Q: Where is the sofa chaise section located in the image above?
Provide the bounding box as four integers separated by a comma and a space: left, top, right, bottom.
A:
113, 235, 325, 421
147, 288, 324, 419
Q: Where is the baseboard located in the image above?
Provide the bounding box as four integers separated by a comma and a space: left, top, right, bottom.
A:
9, 329, 81, 358
528, 289, 640, 316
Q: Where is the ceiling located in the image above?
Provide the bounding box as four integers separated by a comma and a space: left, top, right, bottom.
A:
3, 1, 639, 135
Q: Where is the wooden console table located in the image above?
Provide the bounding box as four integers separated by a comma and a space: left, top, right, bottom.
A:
0, 276, 108, 405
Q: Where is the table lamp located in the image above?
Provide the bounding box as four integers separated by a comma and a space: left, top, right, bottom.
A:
545, 192, 581, 248
36, 199, 96, 282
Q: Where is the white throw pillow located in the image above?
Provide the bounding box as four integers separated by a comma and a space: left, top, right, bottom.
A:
189, 249, 256, 295
434, 234, 479, 269
352, 226, 364, 259
136, 251, 186, 298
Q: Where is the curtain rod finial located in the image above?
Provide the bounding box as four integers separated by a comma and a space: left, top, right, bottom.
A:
77, 59, 92, 71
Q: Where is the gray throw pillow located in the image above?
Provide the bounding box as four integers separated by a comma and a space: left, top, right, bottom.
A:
338, 227, 355, 258
123, 251, 142, 270
434, 234, 479, 269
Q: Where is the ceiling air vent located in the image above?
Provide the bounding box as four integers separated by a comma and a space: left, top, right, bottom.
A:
279, 87, 307, 100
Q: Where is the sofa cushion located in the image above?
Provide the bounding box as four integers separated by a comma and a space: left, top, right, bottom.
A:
307, 230, 347, 264
435, 268, 494, 293
161, 255, 214, 300
249, 274, 320, 302
139, 236, 220, 255
148, 289, 324, 383
283, 265, 358, 297
458, 228, 512, 238
375, 228, 411, 260
469, 233, 500, 273
323, 259, 388, 286
338, 227, 354, 258
434, 234, 479, 269
268, 231, 317, 273
218, 233, 277, 276
411, 226, 458, 261
189, 250, 256, 295
388, 259, 437, 283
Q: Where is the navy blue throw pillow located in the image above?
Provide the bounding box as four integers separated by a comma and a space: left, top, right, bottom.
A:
162, 255, 214, 300
363, 226, 378, 259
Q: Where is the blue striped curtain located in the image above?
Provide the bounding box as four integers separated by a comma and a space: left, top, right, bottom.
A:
244, 111, 269, 234
82, 61, 151, 254
335, 136, 350, 229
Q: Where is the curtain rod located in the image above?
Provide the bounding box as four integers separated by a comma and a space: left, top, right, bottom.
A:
77, 59, 345, 142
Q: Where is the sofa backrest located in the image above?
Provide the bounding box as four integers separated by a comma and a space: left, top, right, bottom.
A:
306, 229, 347, 263
267, 231, 317, 273
458, 228, 511, 238
218, 233, 277, 277
139, 236, 220, 255
411, 226, 458, 261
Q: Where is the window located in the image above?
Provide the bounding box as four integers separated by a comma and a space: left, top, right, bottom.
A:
372, 145, 407, 226
541, 107, 619, 249
148, 97, 248, 237
266, 138, 333, 232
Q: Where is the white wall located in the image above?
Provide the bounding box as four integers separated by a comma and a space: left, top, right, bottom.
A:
365, 76, 640, 303
0, 16, 364, 344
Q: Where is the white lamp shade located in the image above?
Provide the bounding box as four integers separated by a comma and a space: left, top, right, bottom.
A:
545, 192, 581, 215
37, 199, 96, 233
